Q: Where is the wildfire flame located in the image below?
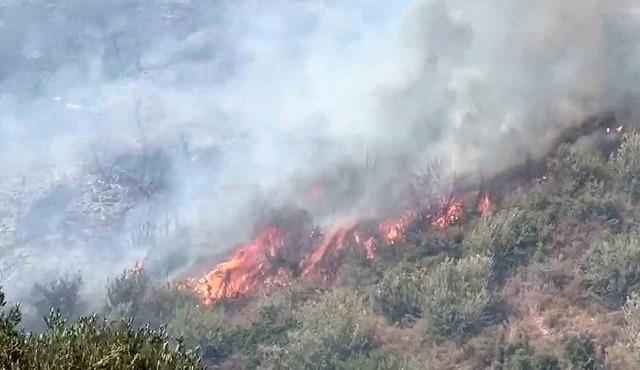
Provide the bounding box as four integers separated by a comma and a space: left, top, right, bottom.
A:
478, 194, 493, 216
431, 198, 465, 229
187, 186, 504, 305
302, 222, 358, 281
379, 211, 417, 245
187, 227, 288, 305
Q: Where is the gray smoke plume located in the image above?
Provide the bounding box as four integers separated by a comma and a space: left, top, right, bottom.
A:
0, 0, 639, 314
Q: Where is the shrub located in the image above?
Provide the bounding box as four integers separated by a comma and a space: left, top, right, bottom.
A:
0, 289, 201, 369
549, 145, 610, 197
241, 304, 299, 362
612, 132, 640, 202
371, 262, 425, 325
168, 304, 237, 365
581, 231, 640, 305
622, 293, 640, 364
560, 180, 623, 225
464, 209, 548, 281
500, 339, 561, 370
564, 335, 601, 370
0, 291, 23, 366
419, 255, 492, 341
32, 275, 85, 322
281, 288, 377, 369
104, 266, 151, 320
335, 351, 420, 370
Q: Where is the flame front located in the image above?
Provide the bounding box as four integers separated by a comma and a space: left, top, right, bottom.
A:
478, 194, 493, 216
188, 192, 494, 304
379, 211, 417, 245
302, 222, 358, 280
188, 227, 287, 305
432, 199, 465, 229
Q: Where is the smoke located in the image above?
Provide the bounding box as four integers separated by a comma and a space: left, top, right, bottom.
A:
0, 0, 639, 313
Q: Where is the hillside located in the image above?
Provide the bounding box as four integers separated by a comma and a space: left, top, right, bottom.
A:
3, 119, 640, 369
2, 1, 640, 368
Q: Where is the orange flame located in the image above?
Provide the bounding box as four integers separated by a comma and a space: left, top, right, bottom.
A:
478, 194, 493, 216
302, 222, 358, 280
378, 211, 417, 245
187, 193, 492, 304
354, 231, 378, 260
188, 227, 287, 304
431, 199, 464, 229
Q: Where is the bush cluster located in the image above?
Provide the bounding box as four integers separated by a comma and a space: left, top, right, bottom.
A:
0, 290, 201, 369
581, 231, 640, 305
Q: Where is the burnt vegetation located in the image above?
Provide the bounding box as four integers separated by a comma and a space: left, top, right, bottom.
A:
5, 114, 640, 369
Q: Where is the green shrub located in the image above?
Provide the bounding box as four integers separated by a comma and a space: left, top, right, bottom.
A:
564, 335, 601, 370
419, 255, 492, 341
550, 145, 610, 197
464, 209, 549, 281
241, 304, 298, 354
168, 304, 237, 365
335, 351, 420, 370
371, 262, 425, 325
104, 266, 151, 320
281, 288, 376, 369
0, 289, 201, 369
0, 291, 23, 366
560, 180, 623, 225
581, 231, 640, 305
500, 339, 561, 370
612, 132, 640, 201
136, 285, 200, 328
622, 292, 640, 363
32, 275, 84, 322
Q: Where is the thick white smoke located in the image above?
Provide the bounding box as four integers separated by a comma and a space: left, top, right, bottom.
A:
0, 0, 639, 312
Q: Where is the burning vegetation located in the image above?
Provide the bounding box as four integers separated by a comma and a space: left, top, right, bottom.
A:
184, 113, 625, 305
186, 194, 483, 304
5, 111, 639, 370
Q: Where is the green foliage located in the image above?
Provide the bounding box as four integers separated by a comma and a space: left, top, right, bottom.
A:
104, 266, 151, 320
564, 335, 601, 370
581, 231, 640, 305
0, 289, 201, 369
560, 180, 623, 224
622, 292, 640, 363
547, 142, 629, 225
612, 132, 640, 201
335, 351, 420, 370
371, 262, 425, 325
0, 291, 23, 366
32, 275, 84, 322
550, 145, 610, 197
419, 255, 492, 341
241, 304, 298, 357
168, 303, 237, 365
500, 339, 560, 370
464, 209, 548, 282
281, 288, 376, 369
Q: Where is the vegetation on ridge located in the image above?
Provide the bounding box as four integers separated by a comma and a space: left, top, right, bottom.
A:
4, 131, 640, 369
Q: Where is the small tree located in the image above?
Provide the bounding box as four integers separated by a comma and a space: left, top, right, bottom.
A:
564, 335, 601, 370
104, 266, 150, 320
0, 288, 202, 369
282, 288, 377, 369
612, 132, 640, 202
464, 209, 546, 282
32, 275, 84, 322
622, 292, 640, 365
168, 304, 237, 365
371, 262, 425, 325
419, 255, 492, 341
581, 231, 640, 305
